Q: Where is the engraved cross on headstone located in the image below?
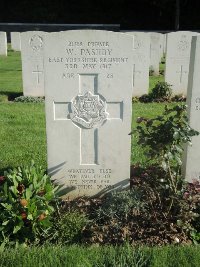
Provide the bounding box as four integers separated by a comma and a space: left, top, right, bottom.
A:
32, 65, 43, 84
133, 64, 141, 87
176, 65, 188, 83
54, 74, 123, 165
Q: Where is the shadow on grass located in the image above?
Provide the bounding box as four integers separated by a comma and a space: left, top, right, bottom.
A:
0, 91, 23, 101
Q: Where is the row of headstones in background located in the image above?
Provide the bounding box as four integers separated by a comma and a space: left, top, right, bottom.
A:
19, 30, 200, 99
165, 31, 200, 95
21, 30, 166, 98
11, 32, 21, 51
21, 31, 45, 96
122, 31, 165, 96
123, 32, 150, 96
0, 32, 7, 56
0, 31, 21, 55
149, 32, 162, 75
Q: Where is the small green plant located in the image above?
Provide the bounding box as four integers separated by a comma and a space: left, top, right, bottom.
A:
95, 190, 145, 221
171, 94, 187, 102
139, 94, 152, 103
150, 81, 172, 101
159, 69, 164, 75
149, 67, 154, 76
84, 190, 146, 244
14, 96, 44, 103
136, 104, 199, 198
49, 211, 88, 244
0, 161, 59, 245
132, 96, 139, 103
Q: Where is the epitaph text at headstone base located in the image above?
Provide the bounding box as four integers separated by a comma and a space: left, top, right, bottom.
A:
183, 36, 200, 182
124, 31, 150, 96
165, 31, 200, 95
44, 30, 133, 198
0, 32, 7, 56
21, 31, 45, 96
11, 32, 21, 51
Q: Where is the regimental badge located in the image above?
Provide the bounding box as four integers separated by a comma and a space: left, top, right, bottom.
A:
29, 35, 43, 51
70, 91, 108, 129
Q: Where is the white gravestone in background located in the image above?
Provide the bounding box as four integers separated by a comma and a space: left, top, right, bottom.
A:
11, 32, 21, 51
163, 34, 167, 55
125, 32, 150, 96
165, 31, 199, 95
183, 36, 200, 182
21, 31, 45, 96
44, 30, 133, 198
159, 33, 164, 62
0, 32, 7, 56
149, 32, 160, 75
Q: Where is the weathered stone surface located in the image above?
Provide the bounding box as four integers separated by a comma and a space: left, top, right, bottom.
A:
21, 31, 45, 96
165, 31, 200, 95
149, 32, 161, 75
0, 32, 7, 56
44, 30, 133, 198
124, 31, 150, 96
183, 36, 200, 182
11, 32, 21, 51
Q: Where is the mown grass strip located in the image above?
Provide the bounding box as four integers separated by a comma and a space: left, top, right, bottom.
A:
0, 245, 199, 267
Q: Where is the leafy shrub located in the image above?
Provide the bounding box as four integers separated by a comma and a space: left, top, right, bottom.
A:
139, 94, 152, 103
136, 104, 199, 197
14, 96, 44, 103
0, 161, 59, 245
150, 81, 172, 101
149, 67, 154, 76
133, 104, 200, 244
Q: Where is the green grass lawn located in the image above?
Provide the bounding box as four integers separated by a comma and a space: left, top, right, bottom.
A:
0, 45, 22, 101
0, 245, 199, 267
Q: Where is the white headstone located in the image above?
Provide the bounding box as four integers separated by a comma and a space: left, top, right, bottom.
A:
159, 34, 164, 62
0, 32, 7, 56
183, 36, 200, 182
11, 32, 21, 51
44, 30, 133, 198
149, 32, 161, 75
21, 31, 45, 96
163, 34, 167, 55
124, 31, 150, 96
165, 31, 200, 95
